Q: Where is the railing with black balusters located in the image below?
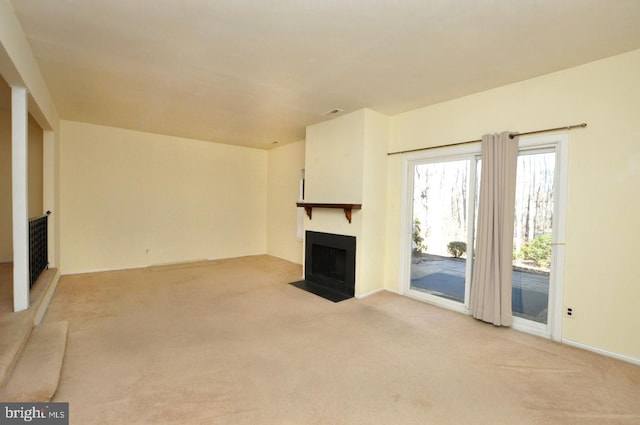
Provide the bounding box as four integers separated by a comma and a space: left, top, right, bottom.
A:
28, 211, 50, 288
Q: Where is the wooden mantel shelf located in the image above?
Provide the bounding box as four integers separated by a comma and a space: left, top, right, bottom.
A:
296, 203, 362, 223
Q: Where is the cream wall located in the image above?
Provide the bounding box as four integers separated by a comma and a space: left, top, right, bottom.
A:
28, 115, 43, 218
304, 110, 367, 240
304, 109, 389, 296
305, 111, 365, 204
358, 110, 389, 295
266, 140, 305, 265
1, 0, 60, 271
59, 120, 268, 274
0, 109, 11, 261
43, 129, 59, 268
386, 49, 640, 361
0, 110, 43, 261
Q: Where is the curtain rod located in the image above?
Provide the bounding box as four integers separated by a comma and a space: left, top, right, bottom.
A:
386, 122, 587, 156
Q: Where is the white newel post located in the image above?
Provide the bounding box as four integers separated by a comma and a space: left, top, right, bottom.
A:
12, 86, 29, 312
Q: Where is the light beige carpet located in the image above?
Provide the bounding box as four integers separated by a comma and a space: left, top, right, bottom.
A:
44, 255, 640, 424
1, 320, 68, 402
0, 264, 58, 390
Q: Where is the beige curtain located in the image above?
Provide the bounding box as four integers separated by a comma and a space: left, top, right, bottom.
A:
470, 131, 518, 326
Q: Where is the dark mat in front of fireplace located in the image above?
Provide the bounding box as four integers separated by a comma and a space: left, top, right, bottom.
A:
289, 279, 354, 303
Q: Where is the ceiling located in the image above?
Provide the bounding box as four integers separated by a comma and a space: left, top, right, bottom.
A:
7, 0, 640, 149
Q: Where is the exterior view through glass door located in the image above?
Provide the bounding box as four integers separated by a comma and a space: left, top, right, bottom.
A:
410, 158, 475, 310
512, 150, 555, 325
406, 135, 566, 337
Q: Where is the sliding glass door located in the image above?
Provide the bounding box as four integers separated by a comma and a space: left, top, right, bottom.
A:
405, 135, 567, 338
409, 156, 477, 311
511, 150, 556, 331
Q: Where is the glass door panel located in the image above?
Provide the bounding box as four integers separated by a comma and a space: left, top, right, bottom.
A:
410, 160, 470, 304
512, 151, 555, 324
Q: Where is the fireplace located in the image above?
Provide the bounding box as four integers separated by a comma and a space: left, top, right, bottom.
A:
290, 231, 356, 302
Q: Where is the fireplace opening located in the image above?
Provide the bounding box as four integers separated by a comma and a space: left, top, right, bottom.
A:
289, 231, 356, 302
312, 245, 346, 282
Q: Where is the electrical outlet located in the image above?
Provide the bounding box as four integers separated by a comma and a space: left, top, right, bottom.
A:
565, 307, 574, 318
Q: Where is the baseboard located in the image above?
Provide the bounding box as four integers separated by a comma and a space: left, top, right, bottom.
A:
356, 288, 386, 299
562, 338, 640, 366
34, 269, 61, 325
63, 255, 274, 275
62, 264, 147, 275
152, 258, 209, 268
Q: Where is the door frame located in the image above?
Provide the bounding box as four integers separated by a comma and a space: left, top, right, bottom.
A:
400, 143, 479, 314
399, 133, 568, 341
511, 133, 568, 341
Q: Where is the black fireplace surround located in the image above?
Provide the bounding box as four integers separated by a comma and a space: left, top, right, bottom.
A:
289, 231, 356, 302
